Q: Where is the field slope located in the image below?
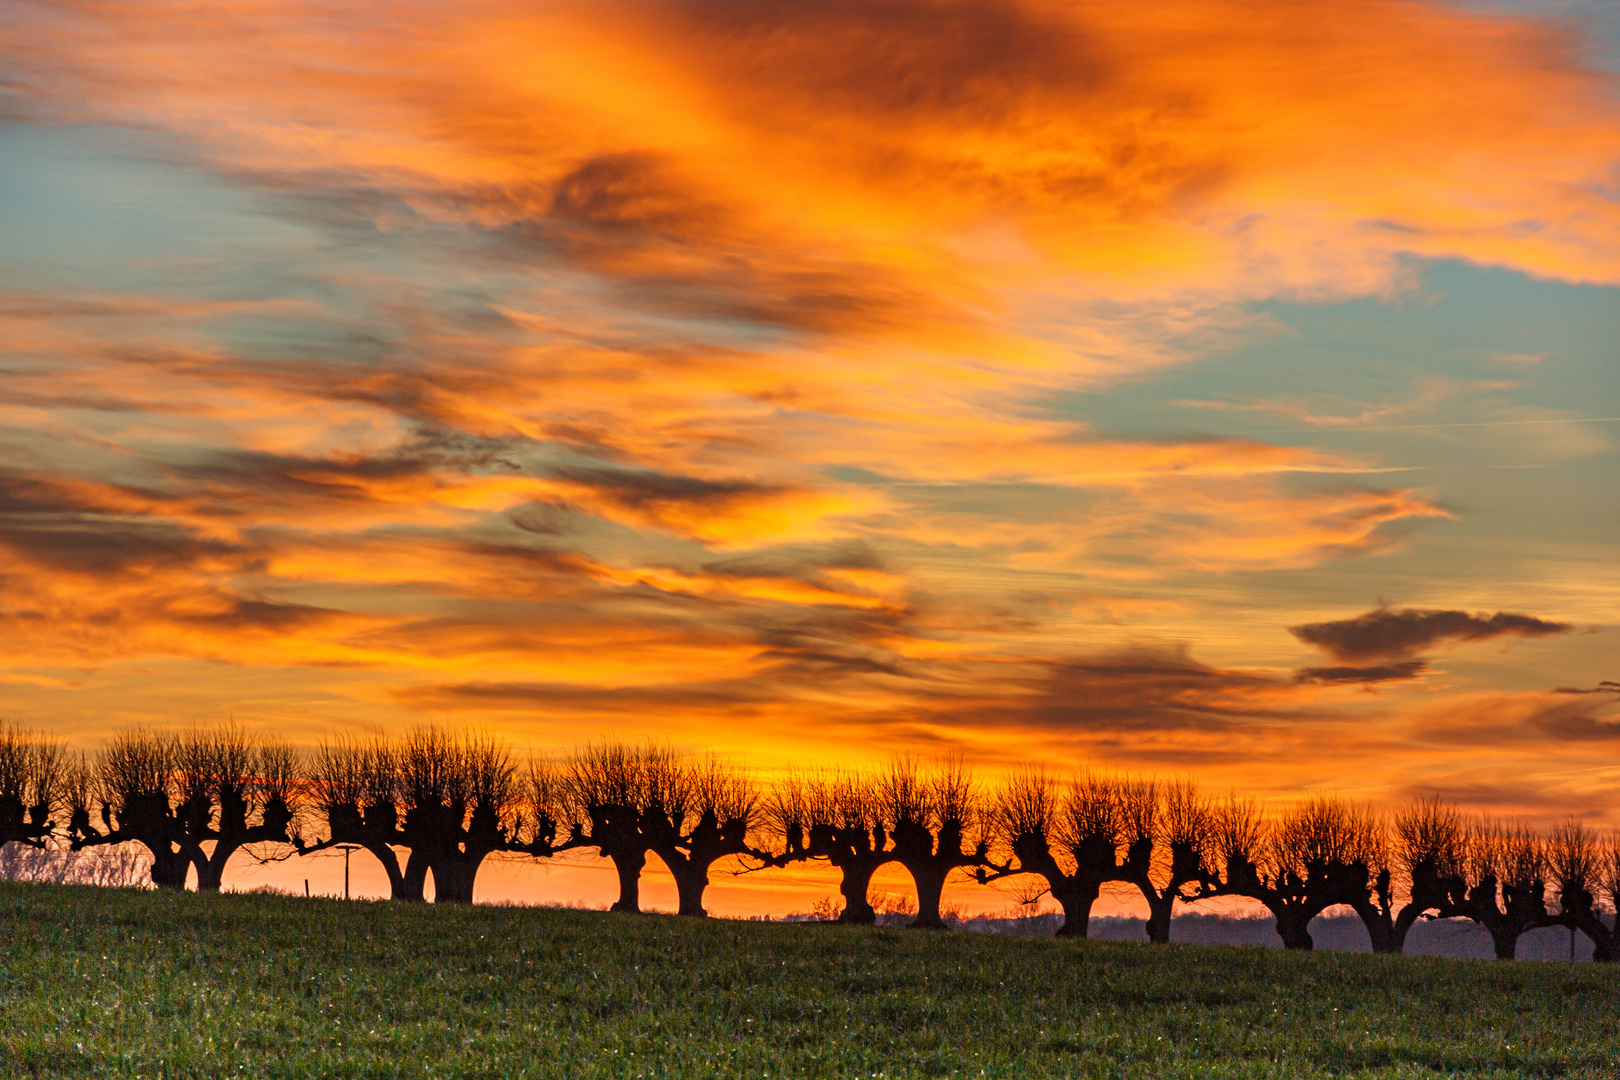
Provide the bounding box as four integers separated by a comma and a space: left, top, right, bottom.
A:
1, 882, 1616, 1078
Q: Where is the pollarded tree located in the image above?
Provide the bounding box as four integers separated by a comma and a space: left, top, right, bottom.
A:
991, 770, 1127, 938
308, 727, 536, 903
768, 771, 892, 925
1198, 794, 1378, 951
1354, 795, 1468, 954
307, 735, 429, 901
1601, 831, 1620, 940
411, 728, 530, 904
562, 740, 664, 913
1114, 778, 1214, 944
879, 757, 989, 930
69, 729, 191, 889
0, 721, 65, 850
1544, 818, 1612, 962
1316, 802, 1411, 955
173, 724, 300, 891
641, 753, 761, 918
1444, 818, 1551, 960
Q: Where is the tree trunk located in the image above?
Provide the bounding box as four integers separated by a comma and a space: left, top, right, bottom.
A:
1490, 927, 1518, 960
433, 859, 477, 904
195, 859, 224, 891
835, 861, 879, 925
1144, 892, 1175, 944
194, 839, 236, 892
1350, 898, 1401, 954
1052, 880, 1101, 939
674, 868, 709, 918
907, 865, 950, 930
609, 848, 646, 913
397, 849, 430, 903
1274, 910, 1315, 951
147, 844, 189, 890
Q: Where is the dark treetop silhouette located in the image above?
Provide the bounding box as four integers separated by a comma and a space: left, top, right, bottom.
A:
0, 722, 64, 852
992, 770, 1138, 939
69, 725, 298, 891
306, 727, 559, 903
16, 722, 1620, 962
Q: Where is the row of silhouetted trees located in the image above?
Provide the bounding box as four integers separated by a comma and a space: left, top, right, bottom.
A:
2, 720, 1618, 961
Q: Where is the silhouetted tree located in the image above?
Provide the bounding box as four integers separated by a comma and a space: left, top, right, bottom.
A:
1352, 795, 1469, 954
517, 760, 566, 859
1115, 779, 1214, 944
0, 722, 65, 851
308, 727, 537, 903
1600, 831, 1620, 941
1198, 795, 1378, 951
562, 741, 665, 913
877, 758, 988, 930
307, 735, 427, 901
769, 771, 891, 925
69, 729, 191, 889
174, 724, 299, 891
992, 770, 1126, 938
1443, 818, 1551, 960
1545, 818, 1612, 962
400, 728, 529, 904
641, 753, 761, 917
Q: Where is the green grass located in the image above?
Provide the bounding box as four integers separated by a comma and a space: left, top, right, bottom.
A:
1, 882, 1617, 1078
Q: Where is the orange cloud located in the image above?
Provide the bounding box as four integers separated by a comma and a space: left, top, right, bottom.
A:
0, 0, 1615, 834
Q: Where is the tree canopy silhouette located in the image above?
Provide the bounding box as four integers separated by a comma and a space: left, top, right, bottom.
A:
68, 728, 191, 889
307, 727, 547, 903
639, 751, 762, 917
175, 724, 299, 891
1442, 818, 1551, 960
0, 721, 65, 851
875, 757, 988, 930
1114, 779, 1215, 944
768, 771, 891, 925
992, 770, 1138, 939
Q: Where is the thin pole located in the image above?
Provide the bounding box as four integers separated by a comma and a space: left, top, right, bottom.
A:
345, 846, 351, 901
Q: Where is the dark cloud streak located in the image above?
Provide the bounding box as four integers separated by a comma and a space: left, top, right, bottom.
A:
1290, 606, 1572, 662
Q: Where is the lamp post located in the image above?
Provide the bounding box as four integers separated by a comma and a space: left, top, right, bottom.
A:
336, 844, 361, 900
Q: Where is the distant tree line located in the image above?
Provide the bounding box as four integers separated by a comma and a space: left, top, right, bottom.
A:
2, 719, 1617, 961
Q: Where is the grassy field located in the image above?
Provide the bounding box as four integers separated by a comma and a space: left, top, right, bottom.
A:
1, 882, 1617, 1079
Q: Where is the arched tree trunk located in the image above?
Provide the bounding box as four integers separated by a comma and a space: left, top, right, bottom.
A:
1273, 908, 1315, 951
650, 847, 711, 917
609, 848, 646, 913
433, 858, 480, 904
1389, 904, 1424, 954
195, 855, 226, 892
397, 849, 430, 903
908, 866, 950, 930
674, 868, 709, 918
835, 861, 880, 924
1052, 880, 1102, 939
1561, 895, 1616, 962
1144, 892, 1175, 944
670, 854, 709, 919
146, 844, 190, 890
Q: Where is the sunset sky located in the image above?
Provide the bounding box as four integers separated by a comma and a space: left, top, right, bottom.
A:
2, 0, 1618, 907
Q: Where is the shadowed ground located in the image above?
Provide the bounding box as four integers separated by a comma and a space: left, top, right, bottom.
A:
1, 882, 1617, 1078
